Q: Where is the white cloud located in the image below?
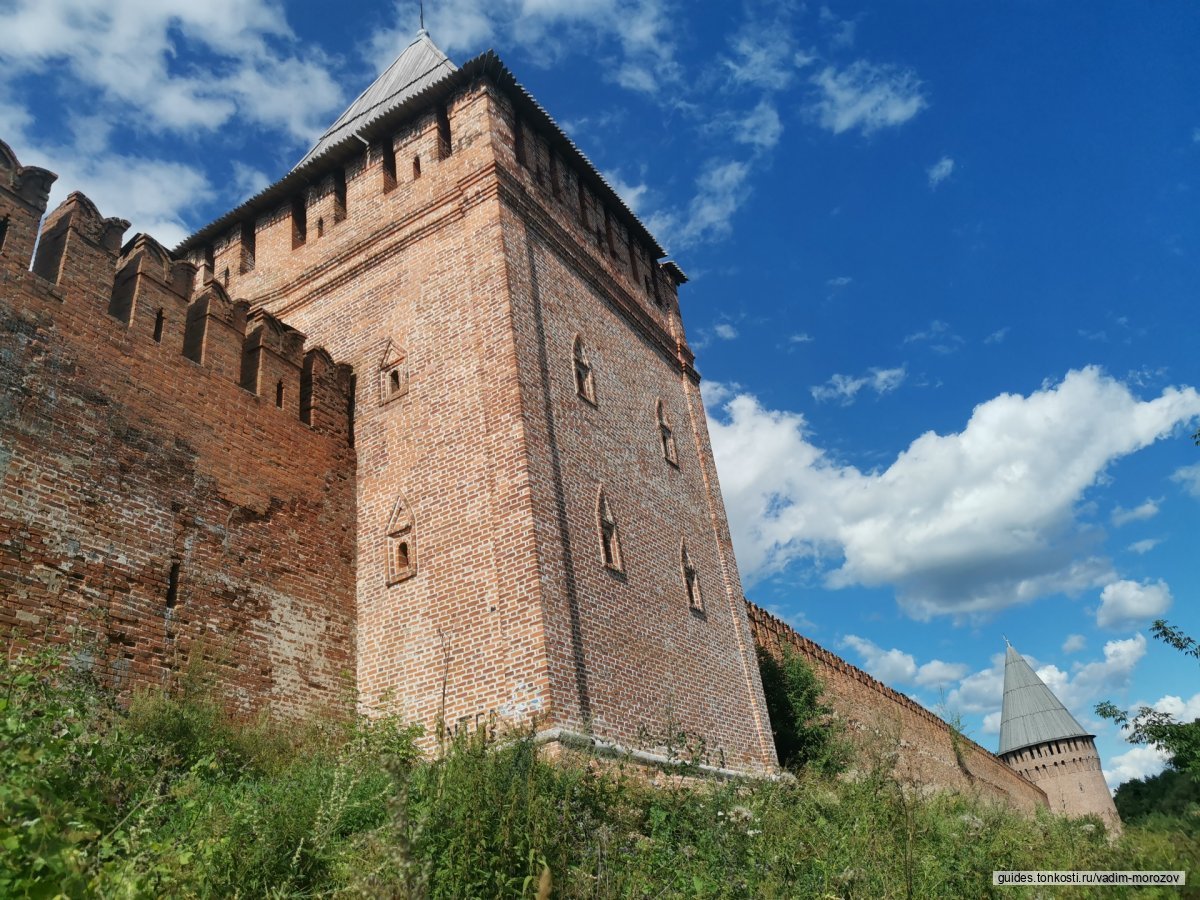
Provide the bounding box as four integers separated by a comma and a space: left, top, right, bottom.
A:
714, 323, 739, 341
811, 366, 906, 405
1127, 538, 1161, 555
842, 635, 967, 688
735, 100, 784, 150
809, 60, 927, 136
826, 275, 852, 288
985, 327, 1011, 345
705, 367, 1200, 616
724, 22, 798, 90
1171, 462, 1200, 498
646, 158, 751, 249
927, 156, 954, 188
981, 710, 1002, 734
789, 333, 814, 345
0, 0, 342, 142
1110, 498, 1160, 527
371, 0, 680, 94
231, 162, 271, 202
1152, 692, 1200, 722
1062, 634, 1087, 654
602, 169, 650, 216
1104, 745, 1170, 790
903, 319, 963, 354
1097, 579, 1172, 629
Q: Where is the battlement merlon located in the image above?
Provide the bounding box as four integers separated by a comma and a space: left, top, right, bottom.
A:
0, 141, 57, 272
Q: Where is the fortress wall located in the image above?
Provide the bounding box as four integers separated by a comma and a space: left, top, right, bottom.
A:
0, 145, 358, 718
747, 603, 1047, 811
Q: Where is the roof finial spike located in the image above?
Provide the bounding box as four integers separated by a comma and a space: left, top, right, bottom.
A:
1003, 634, 1011, 647
419, 0, 425, 32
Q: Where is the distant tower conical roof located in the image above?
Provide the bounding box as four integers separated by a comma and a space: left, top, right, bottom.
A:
294, 29, 457, 170
998, 643, 1090, 756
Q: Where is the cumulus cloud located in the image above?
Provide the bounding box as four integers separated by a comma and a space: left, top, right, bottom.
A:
1110, 498, 1160, 527
1062, 634, 1087, 654
1105, 746, 1170, 790
1172, 462, 1200, 498
714, 323, 739, 341
705, 367, 1200, 617
811, 367, 906, 404
842, 635, 967, 688
809, 60, 927, 136
0, 0, 342, 142
927, 156, 954, 188
1097, 579, 1172, 629
1127, 538, 1161, 555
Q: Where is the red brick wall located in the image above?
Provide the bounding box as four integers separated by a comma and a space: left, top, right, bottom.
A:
181, 79, 776, 771
747, 603, 1048, 811
0, 148, 357, 718
1003, 739, 1121, 830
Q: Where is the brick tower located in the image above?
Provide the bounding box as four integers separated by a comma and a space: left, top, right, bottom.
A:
998, 643, 1121, 831
176, 32, 777, 773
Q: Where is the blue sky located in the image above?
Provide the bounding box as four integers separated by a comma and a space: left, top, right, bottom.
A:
2, 0, 1197, 788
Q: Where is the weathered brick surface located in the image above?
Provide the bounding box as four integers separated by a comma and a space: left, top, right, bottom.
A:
1002, 738, 1121, 830
0, 144, 357, 717
185, 78, 775, 771
748, 603, 1049, 812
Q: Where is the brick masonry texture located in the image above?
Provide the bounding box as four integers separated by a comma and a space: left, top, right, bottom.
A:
1002, 738, 1122, 831
0, 52, 1119, 813
748, 603, 1049, 813
0, 144, 357, 718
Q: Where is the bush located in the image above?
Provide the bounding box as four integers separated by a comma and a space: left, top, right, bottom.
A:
2, 646, 1195, 898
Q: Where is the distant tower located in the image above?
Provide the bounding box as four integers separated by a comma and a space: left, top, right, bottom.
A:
998, 643, 1121, 832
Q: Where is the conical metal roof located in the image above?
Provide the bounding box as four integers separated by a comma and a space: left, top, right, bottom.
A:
294, 30, 457, 170
998, 643, 1090, 756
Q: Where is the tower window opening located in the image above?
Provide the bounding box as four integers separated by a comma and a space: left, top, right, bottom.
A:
598, 491, 623, 571
166, 561, 181, 610
240, 219, 256, 272
333, 168, 347, 221
381, 139, 397, 192
203, 244, 215, 278
682, 543, 702, 611
514, 116, 527, 166
413, 155, 422, 180
275, 380, 285, 408
291, 196, 307, 247
651, 270, 664, 307
572, 336, 596, 405
386, 494, 416, 584
657, 400, 678, 466
153, 309, 165, 342
0, 215, 9, 252
436, 104, 452, 159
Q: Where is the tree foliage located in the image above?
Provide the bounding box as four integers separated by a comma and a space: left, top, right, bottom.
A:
1096, 619, 1200, 777
756, 645, 848, 773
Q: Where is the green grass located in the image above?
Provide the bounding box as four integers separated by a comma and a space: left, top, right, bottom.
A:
1, 648, 1195, 898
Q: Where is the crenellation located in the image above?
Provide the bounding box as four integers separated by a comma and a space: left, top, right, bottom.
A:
32, 192, 129, 292
241, 310, 305, 415
183, 283, 251, 383
0, 141, 57, 275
